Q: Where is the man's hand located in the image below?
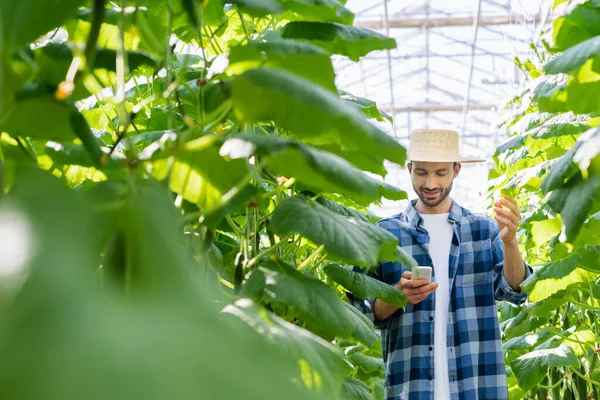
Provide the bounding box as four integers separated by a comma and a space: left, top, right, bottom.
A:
493, 195, 522, 245
397, 271, 438, 305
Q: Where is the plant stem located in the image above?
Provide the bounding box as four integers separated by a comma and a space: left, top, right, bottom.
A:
539, 375, 565, 390
244, 236, 289, 270
570, 366, 600, 387
297, 245, 325, 272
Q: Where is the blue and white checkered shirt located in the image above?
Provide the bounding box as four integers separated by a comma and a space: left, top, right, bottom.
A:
349, 199, 532, 400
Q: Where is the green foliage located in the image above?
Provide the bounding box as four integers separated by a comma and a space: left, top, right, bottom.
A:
493, 2, 600, 396
0, 1, 406, 398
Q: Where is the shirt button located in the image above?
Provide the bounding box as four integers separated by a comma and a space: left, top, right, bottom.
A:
429, 346, 433, 351
429, 316, 433, 321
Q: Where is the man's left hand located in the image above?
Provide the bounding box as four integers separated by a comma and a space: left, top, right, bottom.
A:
493, 195, 522, 245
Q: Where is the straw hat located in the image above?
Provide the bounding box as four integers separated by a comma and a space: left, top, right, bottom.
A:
407, 129, 486, 163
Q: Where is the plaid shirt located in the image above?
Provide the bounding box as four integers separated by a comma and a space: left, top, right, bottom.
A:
349, 200, 532, 400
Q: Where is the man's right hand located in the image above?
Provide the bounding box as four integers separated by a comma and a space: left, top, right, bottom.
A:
397, 271, 438, 305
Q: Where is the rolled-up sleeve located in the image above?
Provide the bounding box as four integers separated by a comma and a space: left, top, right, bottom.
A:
491, 227, 533, 305
346, 265, 397, 330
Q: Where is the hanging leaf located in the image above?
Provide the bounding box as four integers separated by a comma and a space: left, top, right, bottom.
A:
223, 299, 349, 398
280, 21, 396, 61
227, 0, 283, 17
231, 68, 406, 165
270, 195, 409, 269
220, 135, 406, 205
324, 264, 407, 309
282, 0, 354, 25
341, 302, 379, 347
545, 36, 600, 74
227, 39, 337, 92
339, 90, 393, 123
241, 259, 355, 339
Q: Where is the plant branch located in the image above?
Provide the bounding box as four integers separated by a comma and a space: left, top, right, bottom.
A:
297, 245, 325, 272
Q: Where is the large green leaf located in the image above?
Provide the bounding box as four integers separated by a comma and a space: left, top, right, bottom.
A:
0, 170, 315, 400
219, 135, 406, 205
223, 298, 349, 398
170, 141, 250, 210
282, 0, 354, 25
281, 21, 396, 61
311, 194, 369, 223
521, 248, 600, 302
231, 68, 406, 166
341, 302, 379, 347
241, 259, 355, 338
227, 39, 336, 92
0, 0, 87, 50
545, 35, 600, 74
270, 195, 408, 269
510, 344, 579, 392
324, 264, 407, 309
551, 3, 600, 52
339, 377, 371, 400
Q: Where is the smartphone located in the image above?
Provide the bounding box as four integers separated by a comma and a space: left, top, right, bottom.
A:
412, 266, 432, 283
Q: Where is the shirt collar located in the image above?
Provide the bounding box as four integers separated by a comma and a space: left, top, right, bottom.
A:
405, 199, 464, 229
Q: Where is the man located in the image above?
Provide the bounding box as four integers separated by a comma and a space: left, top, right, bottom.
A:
350, 129, 532, 400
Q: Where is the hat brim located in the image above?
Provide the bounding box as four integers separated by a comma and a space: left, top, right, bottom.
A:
408, 157, 487, 164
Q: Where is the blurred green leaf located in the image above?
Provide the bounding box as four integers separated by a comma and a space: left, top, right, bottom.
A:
220, 135, 406, 205
324, 264, 407, 309
231, 68, 406, 166
280, 21, 395, 61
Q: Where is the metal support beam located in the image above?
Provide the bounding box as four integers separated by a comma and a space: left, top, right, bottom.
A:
355, 13, 547, 30
388, 103, 498, 113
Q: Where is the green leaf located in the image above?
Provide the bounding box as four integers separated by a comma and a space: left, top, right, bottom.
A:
281, 21, 396, 61
339, 90, 392, 123
341, 302, 379, 347
1, 88, 77, 141
522, 249, 600, 302
228, 0, 283, 16
545, 36, 600, 74
220, 135, 406, 205
541, 142, 582, 194
510, 344, 579, 392
349, 352, 384, 374
339, 377, 371, 400
170, 140, 250, 210
223, 298, 349, 398
0, 0, 87, 50
241, 259, 355, 338
0, 170, 316, 400
311, 195, 369, 223
503, 329, 553, 362
324, 264, 407, 309
551, 3, 600, 52
227, 39, 337, 92
270, 195, 407, 269
231, 68, 406, 166
282, 0, 354, 25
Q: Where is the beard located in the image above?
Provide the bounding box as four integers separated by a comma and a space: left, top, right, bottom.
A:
413, 181, 453, 208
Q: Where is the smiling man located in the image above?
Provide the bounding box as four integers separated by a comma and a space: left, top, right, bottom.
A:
349, 129, 532, 400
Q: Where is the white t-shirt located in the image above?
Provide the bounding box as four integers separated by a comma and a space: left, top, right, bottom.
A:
421, 213, 453, 399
